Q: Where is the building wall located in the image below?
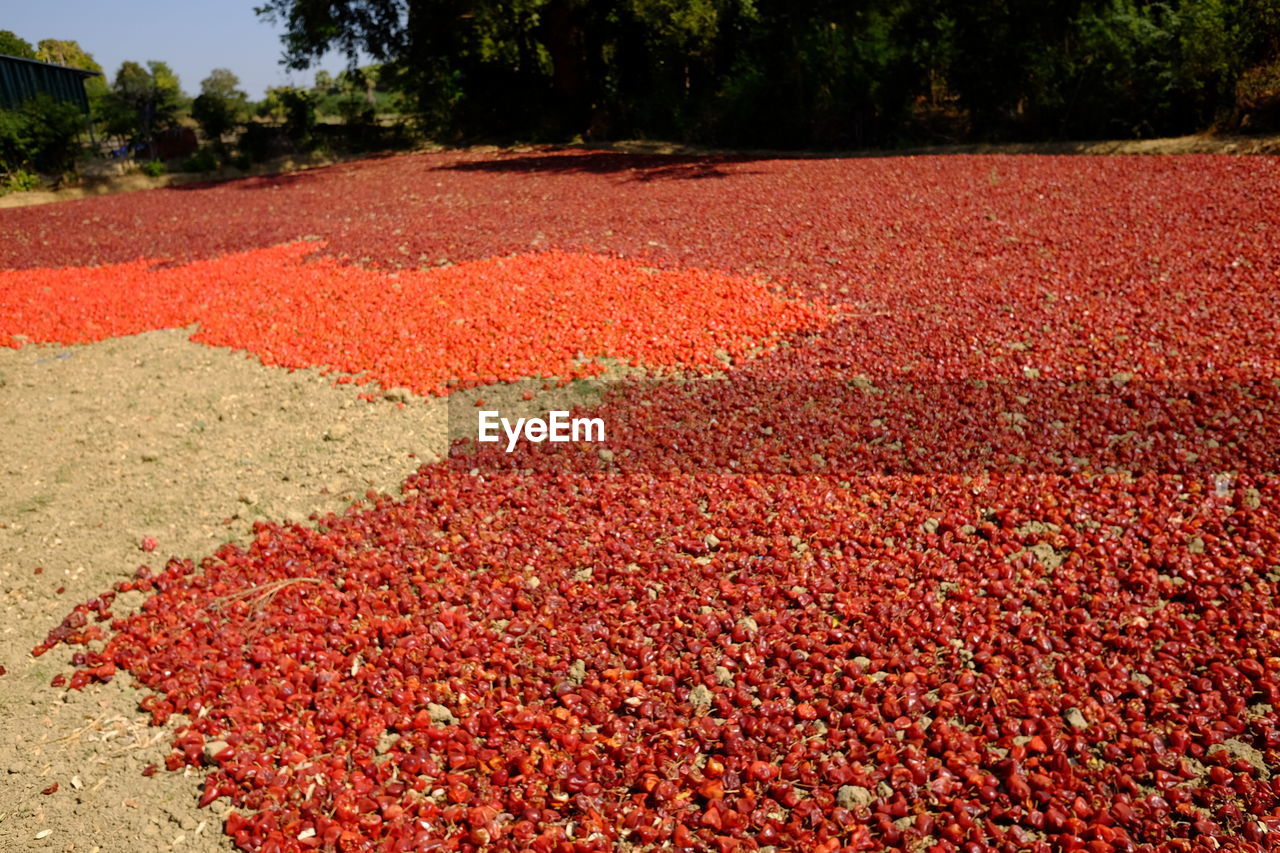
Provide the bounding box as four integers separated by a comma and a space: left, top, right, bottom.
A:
0, 54, 97, 113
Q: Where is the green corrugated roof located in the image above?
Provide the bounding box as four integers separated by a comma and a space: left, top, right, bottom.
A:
0, 53, 100, 113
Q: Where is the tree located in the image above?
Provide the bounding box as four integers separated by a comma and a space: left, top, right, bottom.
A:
259, 86, 317, 140
35, 39, 105, 82
192, 69, 248, 146
0, 30, 37, 60
148, 61, 185, 109
256, 0, 755, 138
0, 93, 84, 178
101, 60, 185, 153
254, 0, 1280, 145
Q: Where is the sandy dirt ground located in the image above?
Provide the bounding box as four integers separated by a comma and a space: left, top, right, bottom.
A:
0, 329, 453, 852
0, 328, 616, 852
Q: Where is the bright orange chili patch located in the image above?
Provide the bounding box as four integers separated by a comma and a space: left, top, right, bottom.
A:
1, 242, 832, 395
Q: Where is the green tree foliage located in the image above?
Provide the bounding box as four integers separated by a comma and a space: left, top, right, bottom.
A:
34, 39, 107, 97
257, 0, 1280, 145
192, 68, 249, 145
306, 64, 403, 122
259, 86, 318, 140
101, 60, 186, 149
0, 93, 84, 177
0, 30, 37, 59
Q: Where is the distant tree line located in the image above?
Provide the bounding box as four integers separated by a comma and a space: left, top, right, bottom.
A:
3, 1, 1279, 188
0, 28, 408, 189
257, 0, 1280, 146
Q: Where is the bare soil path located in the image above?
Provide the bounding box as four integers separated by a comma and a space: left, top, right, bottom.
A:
0, 330, 449, 852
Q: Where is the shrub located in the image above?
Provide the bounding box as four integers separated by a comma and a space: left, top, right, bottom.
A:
1237, 59, 1280, 129
2, 169, 41, 194
181, 148, 219, 173
140, 159, 166, 177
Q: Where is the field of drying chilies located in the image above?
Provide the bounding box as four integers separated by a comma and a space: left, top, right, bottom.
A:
2, 149, 1280, 852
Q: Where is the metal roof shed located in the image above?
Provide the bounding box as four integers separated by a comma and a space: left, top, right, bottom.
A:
0, 53, 100, 113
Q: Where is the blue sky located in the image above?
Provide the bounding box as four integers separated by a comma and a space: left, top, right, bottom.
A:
5, 0, 366, 99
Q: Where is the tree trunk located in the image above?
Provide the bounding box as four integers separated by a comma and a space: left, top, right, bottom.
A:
539, 0, 591, 133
